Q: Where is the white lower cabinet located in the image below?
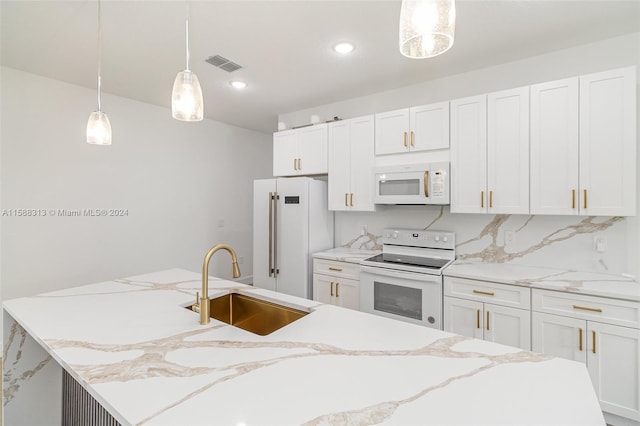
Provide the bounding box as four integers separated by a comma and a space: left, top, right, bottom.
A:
532, 289, 640, 422
444, 277, 531, 350
313, 259, 360, 310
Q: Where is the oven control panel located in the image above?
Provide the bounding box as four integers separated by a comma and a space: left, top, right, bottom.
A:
382, 228, 455, 250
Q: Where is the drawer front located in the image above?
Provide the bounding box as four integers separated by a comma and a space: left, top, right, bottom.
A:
313, 258, 360, 280
444, 276, 531, 309
532, 289, 640, 329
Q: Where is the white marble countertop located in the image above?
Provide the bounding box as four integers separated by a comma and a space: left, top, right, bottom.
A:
3, 269, 604, 425
444, 261, 640, 302
312, 247, 380, 263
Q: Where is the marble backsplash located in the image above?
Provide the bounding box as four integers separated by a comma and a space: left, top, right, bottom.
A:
336, 206, 636, 278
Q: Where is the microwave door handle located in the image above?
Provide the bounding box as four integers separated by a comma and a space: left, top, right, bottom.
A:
424, 171, 430, 198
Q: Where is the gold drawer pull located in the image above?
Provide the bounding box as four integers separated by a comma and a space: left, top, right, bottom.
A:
403, 132, 408, 147
578, 328, 583, 351
473, 289, 495, 296
410, 131, 415, 147
328, 267, 343, 272
481, 191, 484, 208
572, 305, 602, 313
592, 331, 596, 354
336, 283, 340, 297
330, 282, 334, 297
489, 191, 493, 208
572, 189, 576, 209
583, 189, 588, 209
298, 158, 302, 170
344, 193, 348, 207
486, 311, 490, 331
350, 193, 354, 207
476, 309, 480, 329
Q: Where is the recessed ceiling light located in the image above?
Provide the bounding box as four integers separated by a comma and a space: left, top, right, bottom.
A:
230, 80, 247, 89
333, 42, 355, 54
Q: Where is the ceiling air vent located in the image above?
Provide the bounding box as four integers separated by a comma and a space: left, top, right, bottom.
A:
205, 55, 243, 72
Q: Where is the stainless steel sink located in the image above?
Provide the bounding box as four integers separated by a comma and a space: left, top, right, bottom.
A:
189, 293, 309, 335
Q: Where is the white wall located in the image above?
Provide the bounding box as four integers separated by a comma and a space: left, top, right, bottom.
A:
280, 33, 640, 277
1, 67, 272, 304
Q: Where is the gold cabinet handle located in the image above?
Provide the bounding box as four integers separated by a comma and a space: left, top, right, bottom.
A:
584, 189, 587, 209
410, 131, 415, 147
473, 289, 495, 296
403, 131, 408, 148
476, 309, 480, 329
592, 331, 596, 354
578, 328, 583, 351
330, 282, 334, 297
486, 311, 490, 331
293, 158, 297, 171
424, 171, 430, 198
489, 191, 493, 208
481, 191, 484, 208
350, 193, 354, 207
336, 282, 340, 298
572, 189, 576, 209
298, 158, 302, 170
345, 193, 348, 207
328, 267, 343, 272
572, 305, 602, 313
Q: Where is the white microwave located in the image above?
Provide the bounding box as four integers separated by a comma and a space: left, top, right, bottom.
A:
374, 162, 450, 205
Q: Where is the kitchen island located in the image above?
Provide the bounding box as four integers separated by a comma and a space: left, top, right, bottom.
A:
3, 269, 604, 425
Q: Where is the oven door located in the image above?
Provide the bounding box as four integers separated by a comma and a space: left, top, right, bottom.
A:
360, 266, 442, 329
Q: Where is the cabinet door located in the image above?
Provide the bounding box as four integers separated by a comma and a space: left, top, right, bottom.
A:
273, 130, 299, 177
484, 304, 531, 350
335, 278, 359, 311
530, 78, 579, 215
487, 86, 530, 214
349, 115, 375, 211
579, 66, 637, 216
410, 102, 449, 152
375, 109, 410, 155
328, 121, 351, 211
587, 321, 640, 421
299, 124, 328, 175
444, 296, 483, 340
313, 274, 335, 305
450, 95, 487, 213
532, 312, 587, 364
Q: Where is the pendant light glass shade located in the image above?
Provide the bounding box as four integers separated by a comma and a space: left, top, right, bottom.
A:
87, 0, 111, 145
399, 0, 456, 59
87, 111, 112, 145
172, 70, 203, 121
172, 3, 203, 122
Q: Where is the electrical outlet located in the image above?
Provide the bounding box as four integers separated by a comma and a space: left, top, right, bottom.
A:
595, 236, 607, 253
504, 230, 515, 245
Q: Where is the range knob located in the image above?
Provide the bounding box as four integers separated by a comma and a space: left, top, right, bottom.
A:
434, 236, 440, 242
443, 236, 448, 242
392, 231, 399, 239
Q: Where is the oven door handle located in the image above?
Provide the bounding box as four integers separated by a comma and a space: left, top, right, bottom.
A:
360, 265, 442, 282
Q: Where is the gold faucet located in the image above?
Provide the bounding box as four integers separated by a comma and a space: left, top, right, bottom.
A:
199, 244, 241, 325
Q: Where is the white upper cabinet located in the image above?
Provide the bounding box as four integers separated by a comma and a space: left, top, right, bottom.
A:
375, 102, 449, 156
579, 66, 636, 216
273, 124, 328, 177
530, 77, 580, 215
487, 86, 530, 214
452, 87, 530, 214
450, 95, 487, 213
328, 116, 375, 211
531, 67, 637, 217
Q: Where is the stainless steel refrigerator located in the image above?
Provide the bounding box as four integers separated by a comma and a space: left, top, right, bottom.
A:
253, 177, 333, 299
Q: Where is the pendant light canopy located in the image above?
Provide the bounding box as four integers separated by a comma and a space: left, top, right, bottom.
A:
86, 0, 112, 145
399, 0, 456, 59
172, 2, 203, 122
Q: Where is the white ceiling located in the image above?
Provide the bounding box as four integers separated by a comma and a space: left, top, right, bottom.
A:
2, 1, 639, 133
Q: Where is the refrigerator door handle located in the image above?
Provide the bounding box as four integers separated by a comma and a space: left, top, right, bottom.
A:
268, 192, 274, 277
273, 192, 279, 277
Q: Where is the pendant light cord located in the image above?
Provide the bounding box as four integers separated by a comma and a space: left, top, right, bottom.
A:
97, 0, 103, 112
185, 1, 191, 71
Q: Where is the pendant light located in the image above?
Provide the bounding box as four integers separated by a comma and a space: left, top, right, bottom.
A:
86, 0, 112, 145
399, 0, 456, 59
171, 2, 203, 122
